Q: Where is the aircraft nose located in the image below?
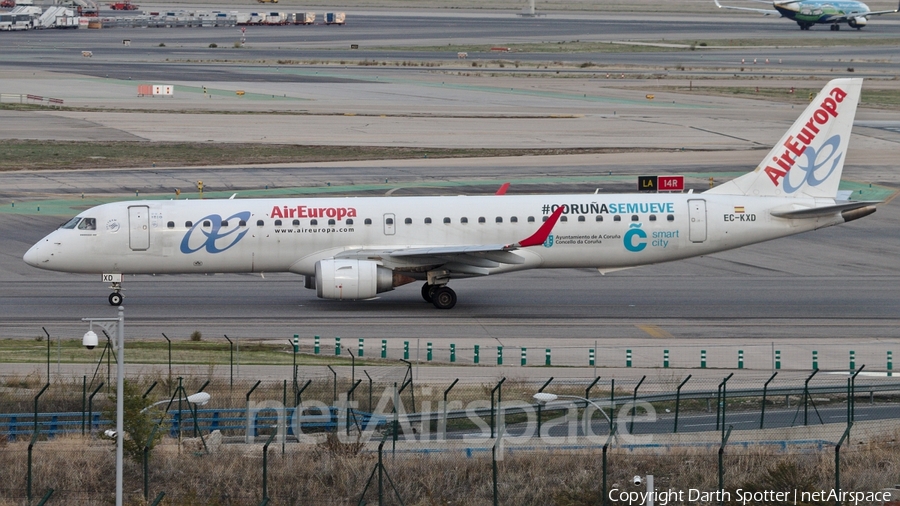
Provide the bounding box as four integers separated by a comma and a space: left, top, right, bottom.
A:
23, 241, 46, 267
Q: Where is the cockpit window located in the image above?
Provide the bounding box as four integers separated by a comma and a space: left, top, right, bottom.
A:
60, 217, 81, 229
77, 218, 97, 230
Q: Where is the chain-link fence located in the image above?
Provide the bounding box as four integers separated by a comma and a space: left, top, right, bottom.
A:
2, 368, 900, 505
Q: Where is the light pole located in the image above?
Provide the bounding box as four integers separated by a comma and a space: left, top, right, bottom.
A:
83, 306, 125, 506
532, 392, 612, 435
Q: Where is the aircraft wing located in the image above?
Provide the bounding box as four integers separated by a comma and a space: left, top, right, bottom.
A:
713, 0, 779, 15
334, 205, 564, 275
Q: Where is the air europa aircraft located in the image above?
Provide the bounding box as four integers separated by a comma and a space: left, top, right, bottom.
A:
713, 0, 900, 30
24, 78, 877, 309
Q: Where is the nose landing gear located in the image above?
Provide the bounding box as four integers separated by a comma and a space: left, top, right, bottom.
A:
107, 280, 123, 306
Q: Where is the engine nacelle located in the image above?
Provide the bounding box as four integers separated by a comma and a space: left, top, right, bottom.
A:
315, 259, 394, 300
848, 16, 867, 28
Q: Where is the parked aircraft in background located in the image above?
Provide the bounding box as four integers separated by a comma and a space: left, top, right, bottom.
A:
713, 0, 900, 29
24, 79, 877, 309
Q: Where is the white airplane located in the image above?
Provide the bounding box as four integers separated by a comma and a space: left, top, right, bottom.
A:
713, 0, 900, 30
24, 78, 877, 309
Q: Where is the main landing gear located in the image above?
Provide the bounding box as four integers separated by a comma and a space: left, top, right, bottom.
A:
421, 282, 457, 309
108, 281, 123, 306
829, 23, 841, 31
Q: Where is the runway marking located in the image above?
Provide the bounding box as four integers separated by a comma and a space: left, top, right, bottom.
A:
636, 324, 673, 338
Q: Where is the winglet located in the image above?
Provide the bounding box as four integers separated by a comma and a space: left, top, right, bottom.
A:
508, 205, 565, 249
495, 182, 510, 195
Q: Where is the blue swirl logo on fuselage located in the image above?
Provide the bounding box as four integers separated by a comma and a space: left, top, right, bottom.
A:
180, 212, 252, 254
624, 223, 647, 252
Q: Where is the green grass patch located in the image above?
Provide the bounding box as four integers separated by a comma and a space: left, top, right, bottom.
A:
0, 141, 661, 172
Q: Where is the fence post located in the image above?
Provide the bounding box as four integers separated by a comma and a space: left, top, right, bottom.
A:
497, 346, 503, 365
626, 349, 632, 368
293, 334, 299, 353
358, 338, 364, 358
775, 350, 781, 370
835, 423, 853, 506
450, 344, 456, 363
314, 335, 320, 355
589, 348, 595, 366
664, 349, 669, 368
334, 337, 341, 356
813, 350, 818, 370
521, 347, 527, 366
427, 342, 433, 362
474, 345, 480, 364
381, 339, 387, 359
889, 351, 893, 377
701, 350, 707, 369
760, 372, 777, 429
545, 348, 551, 366
738, 350, 744, 369
404, 341, 409, 360
849, 350, 855, 372
673, 375, 691, 433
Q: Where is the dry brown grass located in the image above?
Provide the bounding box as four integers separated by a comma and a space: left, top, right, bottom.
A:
2, 432, 899, 505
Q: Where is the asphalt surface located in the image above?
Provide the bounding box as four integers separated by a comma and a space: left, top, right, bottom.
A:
0, 8, 898, 384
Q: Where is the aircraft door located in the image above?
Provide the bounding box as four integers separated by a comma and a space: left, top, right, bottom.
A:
128, 205, 150, 250
383, 213, 396, 235
688, 199, 707, 243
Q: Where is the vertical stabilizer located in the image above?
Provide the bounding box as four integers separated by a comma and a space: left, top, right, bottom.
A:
705, 78, 862, 199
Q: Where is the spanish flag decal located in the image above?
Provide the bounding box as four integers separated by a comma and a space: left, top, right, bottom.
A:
734, 206, 745, 214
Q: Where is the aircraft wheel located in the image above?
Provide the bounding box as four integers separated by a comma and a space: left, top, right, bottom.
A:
421, 283, 436, 303
109, 292, 123, 306
431, 286, 457, 310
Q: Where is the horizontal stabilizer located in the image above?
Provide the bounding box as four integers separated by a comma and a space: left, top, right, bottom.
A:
769, 201, 879, 219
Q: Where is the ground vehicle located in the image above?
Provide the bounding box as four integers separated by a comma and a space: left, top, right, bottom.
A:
109, 1, 138, 9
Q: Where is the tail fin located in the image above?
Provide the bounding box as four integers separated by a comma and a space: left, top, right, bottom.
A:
705, 78, 862, 199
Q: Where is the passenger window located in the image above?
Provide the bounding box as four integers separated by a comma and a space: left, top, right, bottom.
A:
560, 216, 567, 222
239, 220, 246, 227
365, 218, 372, 225
424, 218, 432, 224
667, 215, 675, 222
542, 216, 548, 222
77, 218, 96, 230
386, 218, 394, 225
461, 217, 468, 224
527, 216, 535, 223
631, 215, 639, 222
614, 215, 621, 222
578, 216, 585, 222
649, 215, 657, 222
311, 219, 318, 226
596, 216, 603, 222
60, 217, 81, 229
478, 217, 486, 223
274, 220, 282, 226
167, 221, 175, 229
346, 219, 353, 225
443, 217, 451, 224
495, 217, 503, 223
293, 219, 300, 226
256, 220, 264, 226
511, 216, 518, 223
405, 218, 412, 224
185, 221, 193, 228
221, 220, 229, 227
328, 219, 335, 225
203, 220, 211, 227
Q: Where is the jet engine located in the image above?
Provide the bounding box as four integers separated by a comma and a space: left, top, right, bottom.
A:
315, 259, 394, 300
848, 16, 867, 28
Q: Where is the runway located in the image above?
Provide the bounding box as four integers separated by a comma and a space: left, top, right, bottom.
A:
0, 8, 898, 377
